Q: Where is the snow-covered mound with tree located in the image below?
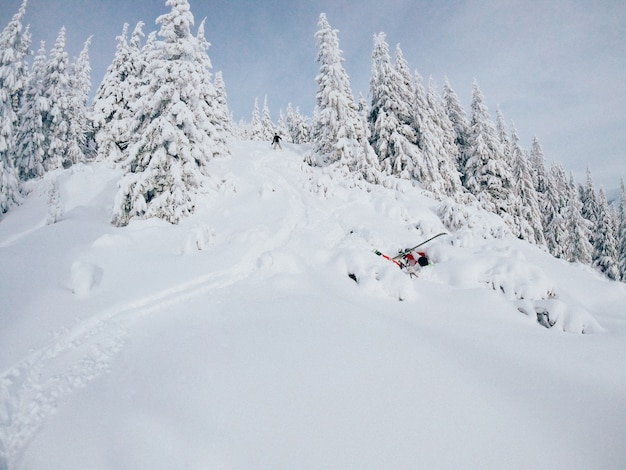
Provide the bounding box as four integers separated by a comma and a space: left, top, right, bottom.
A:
1, 141, 626, 470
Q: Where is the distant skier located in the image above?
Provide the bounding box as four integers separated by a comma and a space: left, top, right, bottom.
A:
271, 133, 282, 150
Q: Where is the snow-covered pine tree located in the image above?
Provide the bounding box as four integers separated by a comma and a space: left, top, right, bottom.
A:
529, 136, 549, 195
42, 27, 72, 171
285, 103, 310, 144
617, 180, 626, 281
192, 18, 231, 159
261, 95, 275, 141
66, 36, 92, 164
0, 0, 30, 213
212, 70, 233, 141
493, 109, 519, 231
579, 167, 599, 247
563, 173, 593, 264
312, 13, 379, 183
112, 0, 229, 226
248, 97, 263, 141
442, 78, 470, 177
425, 80, 463, 197
543, 163, 569, 258
368, 33, 419, 180
464, 82, 514, 218
592, 188, 620, 279
15, 41, 46, 180
509, 126, 544, 244
411, 73, 440, 184
0, 0, 30, 165
92, 22, 145, 162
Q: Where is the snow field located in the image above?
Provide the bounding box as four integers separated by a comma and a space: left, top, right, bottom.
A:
1, 142, 625, 469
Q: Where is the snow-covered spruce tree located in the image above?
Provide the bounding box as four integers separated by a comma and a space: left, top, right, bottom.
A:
368, 33, 419, 180
0, 0, 30, 214
442, 77, 470, 176
92, 22, 145, 162
424, 80, 463, 197
248, 97, 263, 141
618, 180, 626, 281
529, 136, 549, 195
0, 0, 30, 165
0, 0, 30, 213
312, 13, 380, 183
543, 163, 569, 258
464, 82, 515, 219
191, 18, 231, 159
285, 103, 310, 144
42, 27, 73, 171
509, 126, 544, 244
66, 36, 92, 163
579, 167, 599, 247
261, 95, 275, 141
15, 41, 46, 180
592, 188, 620, 279
112, 0, 230, 226
212, 70, 233, 141
563, 173, 593, 264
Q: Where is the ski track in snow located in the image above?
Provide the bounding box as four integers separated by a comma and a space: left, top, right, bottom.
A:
0, 147, 308, 469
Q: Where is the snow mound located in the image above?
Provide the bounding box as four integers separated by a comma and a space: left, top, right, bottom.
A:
516, 298, 604, 334
68, 261, 103, 296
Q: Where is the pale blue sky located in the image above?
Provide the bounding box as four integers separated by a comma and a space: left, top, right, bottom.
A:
2, 0, 625, 192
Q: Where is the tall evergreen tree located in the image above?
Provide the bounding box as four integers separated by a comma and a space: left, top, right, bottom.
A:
579, 167, 599, 247
592, 188, 620, 279
543, 163, 569, 258
529, 136, 549, 195
15, 41, 46, 180
368, 33, 419, 180
42, 27, 72, 171
191, 17, 231, 159
424, 80, 463, 197
509, 126, 544, 244
261, 95, 275, 140
0, 0, 30, 213
92, 22, 145, 162
65, 36, 92, 164
112, 0, 230, 226
248, 97, 263, 141
442, 77, 470, 176
464, 82, 514, 218
212, 70, 233, 142
312, 13, 379, 183
0, 0, 30, 166
564, 173, 593, 264
285, 103, 310, 144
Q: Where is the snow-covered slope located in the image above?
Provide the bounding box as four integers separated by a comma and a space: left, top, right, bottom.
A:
1, 141, 625, 469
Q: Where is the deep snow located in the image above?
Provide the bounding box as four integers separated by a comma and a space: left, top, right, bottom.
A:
1, 141, 625, 469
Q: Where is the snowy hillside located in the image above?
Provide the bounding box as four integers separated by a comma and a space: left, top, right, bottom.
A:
1, 141, 626, 469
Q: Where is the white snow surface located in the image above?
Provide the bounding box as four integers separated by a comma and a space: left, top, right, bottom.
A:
1, 141, 625, 469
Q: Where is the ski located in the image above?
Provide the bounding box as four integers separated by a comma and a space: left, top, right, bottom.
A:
392, 232, 447, 260
373, 249, 402, 268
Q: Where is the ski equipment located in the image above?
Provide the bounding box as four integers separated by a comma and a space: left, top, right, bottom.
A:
373, 232, 447, 276
373, 249, 402, 268
392, 232, 447, 260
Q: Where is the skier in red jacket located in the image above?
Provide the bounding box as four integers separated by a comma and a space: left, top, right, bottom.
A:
402, 251, 429, 277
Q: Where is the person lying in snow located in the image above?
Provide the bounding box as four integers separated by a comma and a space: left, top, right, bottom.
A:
400, 251, 429, 276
